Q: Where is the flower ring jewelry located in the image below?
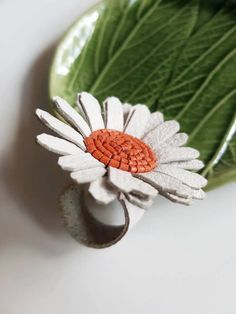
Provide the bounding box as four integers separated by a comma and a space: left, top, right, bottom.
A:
35, 92, 207, 248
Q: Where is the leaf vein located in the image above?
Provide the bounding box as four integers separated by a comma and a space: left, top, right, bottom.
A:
176, 47, 236, 120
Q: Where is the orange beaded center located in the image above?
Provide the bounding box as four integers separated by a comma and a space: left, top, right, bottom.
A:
84, 129, 157, 173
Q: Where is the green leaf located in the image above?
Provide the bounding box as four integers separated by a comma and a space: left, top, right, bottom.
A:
49, 0, 236, 190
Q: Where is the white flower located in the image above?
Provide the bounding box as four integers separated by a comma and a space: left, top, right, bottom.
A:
36, 92, 207, 211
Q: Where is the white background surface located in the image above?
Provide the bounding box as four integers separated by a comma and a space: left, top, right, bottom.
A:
0, 1, 236, 313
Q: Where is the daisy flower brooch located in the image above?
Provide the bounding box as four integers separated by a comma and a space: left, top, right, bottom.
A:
36, 92, 207, 248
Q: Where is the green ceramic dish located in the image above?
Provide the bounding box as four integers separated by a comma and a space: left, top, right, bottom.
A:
49, 0, 236, 190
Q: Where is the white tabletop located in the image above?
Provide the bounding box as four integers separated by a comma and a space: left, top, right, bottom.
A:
0, 1, 236, 313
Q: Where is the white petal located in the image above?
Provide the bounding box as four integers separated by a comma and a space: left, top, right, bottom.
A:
152, 173, 205, 200
143, 121, 180, 149
166, 182, 205, 200
89, 177, 117, 205
173, 185, 193, 199
164, 185, 206, 205
125, 193, 154, 209
77, 92, 104, 131
158, 147, 200, 163
123, 103, 132, 125
153, 173, 206, 200
71, 167, 106, 184
163, 192, 192, 206
108, 168, 157, 199
170, 159, 204, 171
164, 133, 188, 147
103, 97, 124, 131
191, 188, 206, 200
124, 105, 151, 138
119, 194, 145, 229
36, 134, 81, 155
136, 170, 205, 201
58, 153, 103, 172
53, 96, 91, 137
35, 109, 86, 150
142, 112, 164, 138
123, 103, 132, 116
135, 171, 181, 194
156, 165, 208, 189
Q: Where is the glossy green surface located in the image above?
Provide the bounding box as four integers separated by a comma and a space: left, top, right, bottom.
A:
49, 0, 236, 190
